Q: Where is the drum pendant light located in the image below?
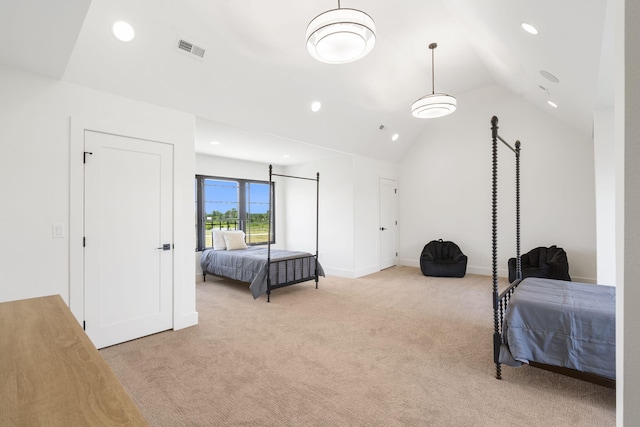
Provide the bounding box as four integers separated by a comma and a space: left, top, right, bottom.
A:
306, 0, 376, 64
411, 43, 457, 118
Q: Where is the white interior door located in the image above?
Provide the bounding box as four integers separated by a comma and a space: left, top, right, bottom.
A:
84, 130, 173, 349
379, 178, 397, 270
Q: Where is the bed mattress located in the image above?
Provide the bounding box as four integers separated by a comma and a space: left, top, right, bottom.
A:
499, 277, 616, 379
201, 246, 324, 298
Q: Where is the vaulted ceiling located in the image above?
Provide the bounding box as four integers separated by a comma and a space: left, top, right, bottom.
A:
0, 0, 611, 165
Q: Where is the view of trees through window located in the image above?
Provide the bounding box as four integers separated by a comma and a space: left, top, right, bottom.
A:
195, 175, 274, 250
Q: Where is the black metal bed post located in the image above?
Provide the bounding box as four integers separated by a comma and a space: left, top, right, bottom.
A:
315, 171, 320, 289
515, 141, 522, 281
491, 116, 502, 380
267, 164, 273, 303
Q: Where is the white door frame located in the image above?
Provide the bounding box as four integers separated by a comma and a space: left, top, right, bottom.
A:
69, 117, 177, 328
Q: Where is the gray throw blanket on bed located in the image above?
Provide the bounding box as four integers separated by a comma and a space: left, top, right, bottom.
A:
200, 247, 325, 298
500, 277, 616, 379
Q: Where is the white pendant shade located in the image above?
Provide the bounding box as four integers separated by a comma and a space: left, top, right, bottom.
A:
411, 94, 457, 118
412, 42, 456, 118
306, 8, 376, 64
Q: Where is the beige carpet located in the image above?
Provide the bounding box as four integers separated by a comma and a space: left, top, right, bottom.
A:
100, 267, 615, 426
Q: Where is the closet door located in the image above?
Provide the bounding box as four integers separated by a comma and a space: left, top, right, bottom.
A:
83, 130, 173, 349
379, 178, 397, 270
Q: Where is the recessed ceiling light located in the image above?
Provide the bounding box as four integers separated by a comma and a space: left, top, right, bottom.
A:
547, 100, 558, 108
283, 154, 291, 158
540, 70, 560, 83
391, 133, 399, 142
521, 22, 538, 35
209, 141, 220, 145
311, 101, 322, 112
112, 21, 135, 42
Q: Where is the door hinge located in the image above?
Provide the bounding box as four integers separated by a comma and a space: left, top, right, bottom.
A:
83, 151, 93, 164
83, 237, 86, 247
394, 188, 397, 194
396, 252, 398, 256
83, 321, 86, 330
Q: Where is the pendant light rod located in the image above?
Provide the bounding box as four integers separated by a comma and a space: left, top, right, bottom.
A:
429, 43, 437, 95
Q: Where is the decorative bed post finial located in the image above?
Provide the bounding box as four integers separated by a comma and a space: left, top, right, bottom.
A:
491, 116, 498, 140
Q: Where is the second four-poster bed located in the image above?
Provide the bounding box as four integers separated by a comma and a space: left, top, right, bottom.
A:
490, 116, 616, 387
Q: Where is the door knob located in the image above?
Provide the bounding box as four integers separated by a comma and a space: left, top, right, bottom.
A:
156, 243, 171, 250
380, 227, 386, 231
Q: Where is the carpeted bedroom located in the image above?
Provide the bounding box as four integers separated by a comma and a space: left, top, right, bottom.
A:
100, 266, 615, 426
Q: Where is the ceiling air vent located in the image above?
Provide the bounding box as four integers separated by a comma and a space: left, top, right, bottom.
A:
176, 38, 206, 59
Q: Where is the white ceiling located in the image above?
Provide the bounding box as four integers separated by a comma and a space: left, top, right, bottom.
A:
0, 0, 611, 165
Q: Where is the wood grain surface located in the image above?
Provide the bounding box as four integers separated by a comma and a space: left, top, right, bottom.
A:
0, 295, 148, 426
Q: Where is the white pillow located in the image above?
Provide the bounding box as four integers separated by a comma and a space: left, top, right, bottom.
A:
212, 230, 227, 250
224, 230, 248, 251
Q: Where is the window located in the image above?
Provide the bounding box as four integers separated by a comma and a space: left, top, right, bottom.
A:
195, 175, 274, 251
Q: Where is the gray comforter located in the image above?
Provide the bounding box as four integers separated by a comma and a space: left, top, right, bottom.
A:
499, 277, 616, 379
200, 247, 324, 299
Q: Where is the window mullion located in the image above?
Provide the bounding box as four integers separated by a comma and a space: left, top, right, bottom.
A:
196, 176, 205, 251
238, 181, 247, 233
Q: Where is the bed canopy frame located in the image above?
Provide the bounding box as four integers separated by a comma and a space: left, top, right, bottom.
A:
267, 164, 320, 302
491, 116, 522, 380
490, 117, 616, 388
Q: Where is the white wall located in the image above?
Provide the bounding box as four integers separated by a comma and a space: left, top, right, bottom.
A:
594, 108, 616, 285
398, 84, 597, 282
284, 154, 356, 277
196, 154, 284, 183
353, 155, 398, 276
0, 64, 197, 330
284, 154, 398, 278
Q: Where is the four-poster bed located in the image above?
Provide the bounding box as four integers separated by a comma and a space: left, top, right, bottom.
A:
201, 165, 323, 302
490, 116, 616, 387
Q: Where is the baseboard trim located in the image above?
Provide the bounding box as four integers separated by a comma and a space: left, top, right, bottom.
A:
399, 259, 509, 279
196, 263, 597, 286
354, 265, 381, 278
174, 311, 198, 330
323, 267, 358, 278
399, 258, 419, 268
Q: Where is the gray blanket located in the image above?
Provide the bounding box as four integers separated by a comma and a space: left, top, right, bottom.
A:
200, 247, 324, 299
499, 277, 616, 379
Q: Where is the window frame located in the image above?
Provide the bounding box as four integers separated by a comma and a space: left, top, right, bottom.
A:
195, 174, 275, 251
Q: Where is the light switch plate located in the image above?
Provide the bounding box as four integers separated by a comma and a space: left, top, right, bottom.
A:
53, 223, 65, 238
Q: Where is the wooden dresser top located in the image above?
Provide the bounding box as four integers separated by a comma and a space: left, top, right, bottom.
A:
0, 295, 148, 426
